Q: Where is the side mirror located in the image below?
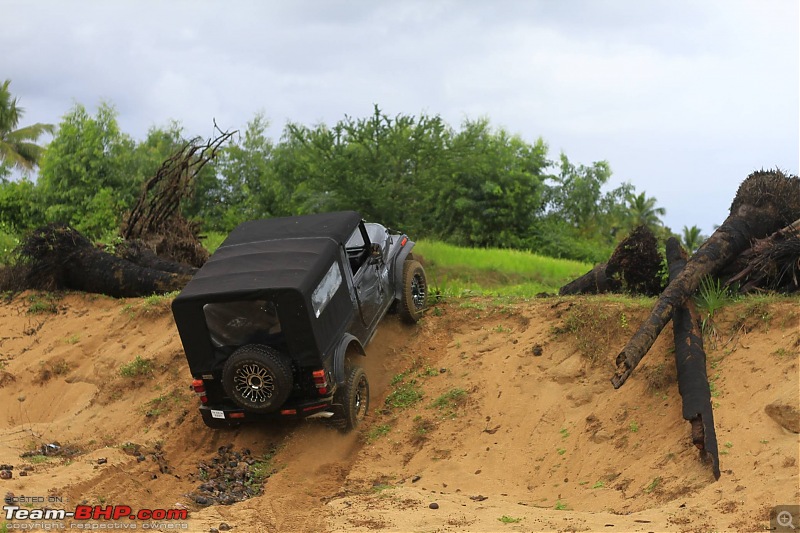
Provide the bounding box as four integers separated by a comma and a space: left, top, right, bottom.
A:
370, 243, 382, 260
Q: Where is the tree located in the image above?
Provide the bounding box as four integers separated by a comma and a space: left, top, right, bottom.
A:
680, 225, 706, 254
37, 103, 138, 239
431, 118, 549, 248
132, 122, 187, 182
545, 154, 612, 234
533, 155, 633, 262
273, 106, 451, 236
209, 114, 281, 230
0, 177, 43, 230
624, 191, 666, 234
0, 79, 54, 171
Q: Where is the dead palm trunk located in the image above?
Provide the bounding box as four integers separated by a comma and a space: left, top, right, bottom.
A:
558, 263, 615, 295
5, 224, 189, 297
64, 245, 191, 297
666, 238, 720, 480
612, 169, 800, 388
116, 239, 198, 276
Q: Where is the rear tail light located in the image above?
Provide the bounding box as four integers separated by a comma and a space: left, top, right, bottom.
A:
312, 369, 328, 395
191, 379, 208, 404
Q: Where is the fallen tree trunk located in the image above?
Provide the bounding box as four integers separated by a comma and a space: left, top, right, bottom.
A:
558, 263, 615, 295
64, 245, 191, 297
666, 237, 720, 480
612, 169, 800, 388
115, 239, 198, 276
2, 224, 190, 297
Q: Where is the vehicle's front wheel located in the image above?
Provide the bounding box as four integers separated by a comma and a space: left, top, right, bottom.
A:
399, 259, 427, 323
333, 366, 369, 431
222, 344, 293, 414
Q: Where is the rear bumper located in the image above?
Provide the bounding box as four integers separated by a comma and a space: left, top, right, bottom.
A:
199, 397, 338, 425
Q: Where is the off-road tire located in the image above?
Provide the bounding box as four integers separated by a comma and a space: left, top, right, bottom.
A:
399, 259, 427, 323
332, 366, 369, 432
221, 344, 293, 414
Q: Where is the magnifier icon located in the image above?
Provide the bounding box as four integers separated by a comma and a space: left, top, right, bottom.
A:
778, 510, 796, 529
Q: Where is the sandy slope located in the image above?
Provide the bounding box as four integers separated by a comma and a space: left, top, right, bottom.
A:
0, 292, 797, 533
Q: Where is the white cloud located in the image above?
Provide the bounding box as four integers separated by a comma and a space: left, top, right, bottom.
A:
2, 0, 796, 235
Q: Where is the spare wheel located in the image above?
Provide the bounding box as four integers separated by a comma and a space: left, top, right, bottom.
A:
222, 344, 293, 413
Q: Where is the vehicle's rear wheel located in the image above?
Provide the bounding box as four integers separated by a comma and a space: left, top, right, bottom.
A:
399, 259, 427, 323
332, 366, 369, 431
222, 344, 293, 413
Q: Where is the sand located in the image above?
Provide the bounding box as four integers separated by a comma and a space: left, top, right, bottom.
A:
0, 292, 797, 532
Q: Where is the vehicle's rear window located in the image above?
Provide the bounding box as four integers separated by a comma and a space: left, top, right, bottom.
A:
203, 300, 282, 347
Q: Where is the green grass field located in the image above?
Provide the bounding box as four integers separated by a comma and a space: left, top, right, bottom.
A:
413, 240, 590, 297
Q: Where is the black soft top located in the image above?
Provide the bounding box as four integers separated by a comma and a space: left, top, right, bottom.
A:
174, 211, 361, 302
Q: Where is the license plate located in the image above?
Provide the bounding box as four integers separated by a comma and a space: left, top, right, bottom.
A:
210, 410, 225, 419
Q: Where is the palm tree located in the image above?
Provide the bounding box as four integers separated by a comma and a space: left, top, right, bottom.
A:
680, 225, 706, 254
0, 79, 54, 171
625, 191, 666, 232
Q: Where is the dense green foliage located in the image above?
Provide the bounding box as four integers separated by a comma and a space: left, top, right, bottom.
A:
35, 105, 187, 239
208, 113, 278, 230
37, 103, 138, 237
0, 83, 676, 262
0, 177, 41, 230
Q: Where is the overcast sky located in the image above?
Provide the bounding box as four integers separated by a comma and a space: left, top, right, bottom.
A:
3, 0, 798, 235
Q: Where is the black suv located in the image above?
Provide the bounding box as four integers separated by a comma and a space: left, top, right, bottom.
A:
171, 211, 427, 430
